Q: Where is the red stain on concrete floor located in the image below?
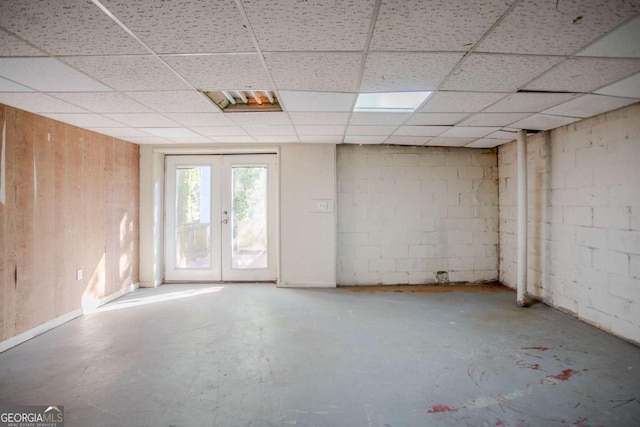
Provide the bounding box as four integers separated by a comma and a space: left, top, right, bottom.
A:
427, 404, 457, 413
541, 369, 583, 384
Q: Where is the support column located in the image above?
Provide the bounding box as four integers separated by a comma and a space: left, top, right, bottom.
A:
517, 129, 528, 307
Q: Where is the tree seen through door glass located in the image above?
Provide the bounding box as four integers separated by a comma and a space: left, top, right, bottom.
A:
232, 166, 268, 269
175, 166, 211, 269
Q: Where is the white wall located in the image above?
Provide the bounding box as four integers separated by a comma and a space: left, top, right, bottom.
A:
279, 144, 337, 287
499, 103, 640, 344
337, 145, 499, 285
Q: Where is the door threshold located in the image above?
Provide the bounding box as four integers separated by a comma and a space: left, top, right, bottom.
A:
162, 281, 276, 285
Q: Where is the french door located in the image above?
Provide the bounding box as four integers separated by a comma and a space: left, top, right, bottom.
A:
165, 154, 277, 282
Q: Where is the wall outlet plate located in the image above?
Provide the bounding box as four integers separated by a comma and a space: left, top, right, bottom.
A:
76, 269, 83, 281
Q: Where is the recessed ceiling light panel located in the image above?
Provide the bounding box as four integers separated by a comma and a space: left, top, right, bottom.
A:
203, 90, 282, 113
354, 91, 432, 112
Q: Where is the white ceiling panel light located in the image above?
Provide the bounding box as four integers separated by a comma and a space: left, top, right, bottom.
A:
354, 91, 432, 112
279, 91, 355, 112
543, 94, 639, 118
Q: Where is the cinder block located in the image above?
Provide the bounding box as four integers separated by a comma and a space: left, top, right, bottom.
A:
409, 272, 435, 284
369, 258, 396, 273
366, 152, 393, 167
447, 206, 474, 219
458, 166, 484, 179
382, 245, 409, 259
422, 257, 448, 272
576, 186, 609, 207
356, 246, 382, 260
608, 229, 640, 255
432, 166, 458, 180
607, 273, 640, 301
473, 257, 497, 271
409, 245, 436, 258
473, 231, 498, 245
576, 226, 608, 249
609, 184, 640, 207
392, 153, 420, 166
594, 206, 631, 229
593, 249, 629, 276
449, 271, 474, 283
632, 207, 640, 231
610, 317, 640, 345
564, 206, 593, 227
396, 258, 423, 272
382, 272, 409, 284
631, 254, 640, 279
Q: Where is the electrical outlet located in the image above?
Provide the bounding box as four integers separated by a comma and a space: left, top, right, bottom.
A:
76, 269, 83, 281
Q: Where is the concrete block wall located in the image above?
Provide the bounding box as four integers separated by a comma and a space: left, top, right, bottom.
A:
337, 145, 498, 285
499, 103, 640, 344
0, 104, 139, 343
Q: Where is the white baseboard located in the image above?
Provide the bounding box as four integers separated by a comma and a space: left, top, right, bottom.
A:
139, 280, 161, 288
0, 283, 139, 354
277, 281, 337, 288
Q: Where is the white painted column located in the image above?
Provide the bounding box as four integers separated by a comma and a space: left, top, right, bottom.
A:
516, 129, 528, 307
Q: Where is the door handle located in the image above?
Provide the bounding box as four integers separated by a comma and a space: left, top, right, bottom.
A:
222, 219, 228, 224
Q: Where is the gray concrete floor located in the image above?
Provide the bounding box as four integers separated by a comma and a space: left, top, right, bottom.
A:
1, 284, 639, 427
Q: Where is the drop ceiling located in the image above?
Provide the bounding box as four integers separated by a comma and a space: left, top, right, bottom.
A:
0, 0, 639, 148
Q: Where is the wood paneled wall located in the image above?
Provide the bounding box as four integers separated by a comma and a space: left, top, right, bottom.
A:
0, 104, 139, 341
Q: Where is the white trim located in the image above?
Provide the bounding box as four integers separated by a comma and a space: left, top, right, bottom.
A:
140, 280, 162, 288
83, 283, 139, 313
0, 283, 139, 353
277, 281, 337, 288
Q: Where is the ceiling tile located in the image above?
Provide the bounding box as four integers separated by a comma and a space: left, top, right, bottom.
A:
395, 126, 450, 137
103, 113, 179, 127
405, 113, 468, 126
52, 92, 151, 113
139, 128, 200, 138
458, 113, 530, 127
252, 135, 299, 143
192, 127, 249, 137
484, 92, 580, 113
0, 77, 32, 92
279, 91, 355, 112
543, 94, 639, 118
0, 0, 146, 55
350, 112, 411, 126
577, 14, 640, 58
465, 138, 505, 148
525, 58, 640, 93
509, 114, 581, 131
477, 0, 640, 55
124, 136, 172, 145
228, 112, 292, 126
385, 136, 432, 146
439, 126, 499, 138
42, 113, 125, 128
0, 58, 112, 92
210, 136, 257, 143
594, 73, 640, 98
0, 30, 43, 56
420, 91, 508, 113
299, 136, 344, 143
0, 93, 88, 113
266, 53, 360, 92
87, 127, 152, 138
427, 137, 476, 147
125, 91, 218, 113
296, 126, 346, 136
162, 54, 272, 90
486, 130, 519, 140
346, 126, 397, 136
343, 135, 388, 144
360, 53, 463, 92
164, 113, 235, 127
63, 56, 190, 91
242, 0, 375, 51
370, 0, 515, 51
289, 112, 351, 126
442, 54, 562, 92
245, 126, 296, 136
100, 0, 255, 54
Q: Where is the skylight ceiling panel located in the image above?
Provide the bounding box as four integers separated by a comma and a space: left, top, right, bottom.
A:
394, 126, 450, 137
477, 0, 640, 55
524, 58, 640, 93
442, 54, 562, 92
63, 56, 190, 91
100, 0, 255, 54
228, 112, 292, 126
164, 113, 236, 127
295, 126, 346, 136
162, 54, 272, 91
0, 77, 33, 92
426, 137, 476, 147
42, 113, 125, 128
265, 53, 361, 92
0, 30, 43, 56
346, 126, 398, 136
52, 93, 152, 114
278, 91, 355, 112
457, 113, 530, 127
543, 94, 639, 118
360, 53, 463, 92
103, 113, 179, 128
0, 0, 146, 55
484, 92, 579, 113
242, 0, 375, 51
0, 58, 112, 92
465, 138, 505, 148
419, 92, 507, 113
577, 14, 640, 58
370, 0, 515, 51
350, 112, 411, 126
125, 91, 219, 113
509, 113, 581, 131
594, 73, 640, 98
289, 112, 351, 126
0, 93, 88, 114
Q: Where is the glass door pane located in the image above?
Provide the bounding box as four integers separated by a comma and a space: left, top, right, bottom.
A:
175, 166, 211, 269
231, 166, 268, 269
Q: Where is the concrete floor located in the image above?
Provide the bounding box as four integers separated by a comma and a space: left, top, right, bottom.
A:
1, 284, 639, 427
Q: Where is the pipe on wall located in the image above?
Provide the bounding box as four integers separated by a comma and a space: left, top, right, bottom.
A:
517, 129, 529, 307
